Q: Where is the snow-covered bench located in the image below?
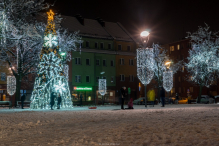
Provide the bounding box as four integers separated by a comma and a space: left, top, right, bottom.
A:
0, 101, 12, 109
17, 101, 30, 107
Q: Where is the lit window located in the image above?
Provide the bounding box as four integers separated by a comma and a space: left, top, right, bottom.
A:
177, 44, 180, 50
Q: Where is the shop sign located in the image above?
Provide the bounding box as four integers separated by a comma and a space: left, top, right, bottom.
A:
73, 87, 92, 91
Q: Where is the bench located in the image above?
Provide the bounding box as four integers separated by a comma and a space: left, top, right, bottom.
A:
0, 101, 12, 109
17, 101, 30, 107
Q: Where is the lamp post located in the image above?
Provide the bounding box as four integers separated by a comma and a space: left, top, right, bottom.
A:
137, 30, 154, 108
163, 61, 173, 101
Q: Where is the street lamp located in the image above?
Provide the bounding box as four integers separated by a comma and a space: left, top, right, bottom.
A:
137, 30, 154, 108
163, 61, 173, 100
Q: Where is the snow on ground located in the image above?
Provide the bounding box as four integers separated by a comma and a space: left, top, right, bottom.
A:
0, 104, 219, 146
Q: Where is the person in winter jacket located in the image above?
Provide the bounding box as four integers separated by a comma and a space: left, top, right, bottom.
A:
50, 92, 55, 110
57, 93, 62, 109
160, 87, 165, 107
21, 94, 26, 109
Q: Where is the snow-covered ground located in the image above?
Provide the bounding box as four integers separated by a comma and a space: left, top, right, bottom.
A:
0, 104, 219, 146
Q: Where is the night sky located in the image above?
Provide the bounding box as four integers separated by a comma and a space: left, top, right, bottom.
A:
46, 0, 219, 45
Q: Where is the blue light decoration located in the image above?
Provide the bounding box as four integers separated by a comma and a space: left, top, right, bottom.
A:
30, 10, 73, 109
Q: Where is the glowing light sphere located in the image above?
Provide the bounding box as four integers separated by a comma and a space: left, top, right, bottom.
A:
44, 34, 58, 47
140, 31, 150, 37
98, 79, 107, 96
163, 71, 173, 92
137, 48, 155, 85
54, 80, 66, 94
7, 76, 16, 95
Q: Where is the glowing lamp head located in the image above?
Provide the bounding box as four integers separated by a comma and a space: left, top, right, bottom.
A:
165, 61, 171, 69
140, 31, 150, 37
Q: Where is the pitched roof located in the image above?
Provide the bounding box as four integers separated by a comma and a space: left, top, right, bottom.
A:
61, 15, 136, 42
61, 15, 112, 39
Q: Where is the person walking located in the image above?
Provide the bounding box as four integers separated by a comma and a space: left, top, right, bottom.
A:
57, 93, 62, 109
120, 86, 126, 109
160, 87, 165, 107
175, 93, 179, 104
80, 94, 83, 107
21, 94, 26, 109
50, 92, 55, 110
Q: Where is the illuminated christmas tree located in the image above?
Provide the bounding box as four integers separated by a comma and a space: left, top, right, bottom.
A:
30, 10, 73, 109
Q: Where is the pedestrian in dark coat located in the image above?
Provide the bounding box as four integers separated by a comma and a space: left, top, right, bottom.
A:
160, 87, 165, 107
175, 93, 179, 104
50, 92, 55, 110
80, 94, 83, 107
21, 94, 26, 109
120, 86, 126, 109
57, 93, 62, 109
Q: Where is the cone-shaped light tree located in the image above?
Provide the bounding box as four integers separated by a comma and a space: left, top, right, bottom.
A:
30, 10, 72, 109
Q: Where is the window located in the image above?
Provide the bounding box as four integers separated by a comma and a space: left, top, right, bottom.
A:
120, 58, 124, 65
75, 58, 81, 65
110, 60, 114, 67
111, 76, 114, 83
86, 41, 89, 48
127, 46, 131, 51
79, 42, 83, 48
171, 88, 175, 94
96, 59, 100, 66
108, 44, 111, 49
177, 44, 180, 50
190, 87, 193, 93
86, 59, 90, 65
86, 76, 90, 83
170, 46, 174, 52
95, 42, 98, 49
182, 66, 184, 72
100, 43, 104, 49
75, 75, 81, 83
179, 87, 181, 93
129, 59, 134, 65
103, 60, 106, 66
130, 75, 134, 82
120, 75, 125, 81
118, 44, 122, 50
96, 76, 100, 82
178, 77, 181, 82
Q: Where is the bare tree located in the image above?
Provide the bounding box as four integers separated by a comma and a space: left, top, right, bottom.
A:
185, 24, 219, 103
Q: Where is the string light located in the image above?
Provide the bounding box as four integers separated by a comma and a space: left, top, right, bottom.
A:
98, 79, 107, 96
137, 48, 154, 85
163, 71, 173, 92
7, 76, 16, 95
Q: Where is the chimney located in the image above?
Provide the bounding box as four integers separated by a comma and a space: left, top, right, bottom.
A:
96, 17, 105, 27
75, 14, 84, 25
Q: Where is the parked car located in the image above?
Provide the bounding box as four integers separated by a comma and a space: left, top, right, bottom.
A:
133, 97, 145, 105
213, 95, 219, 103
196, 95, 215, 104
133, 97, 158, 105
178, 97, 188, 104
